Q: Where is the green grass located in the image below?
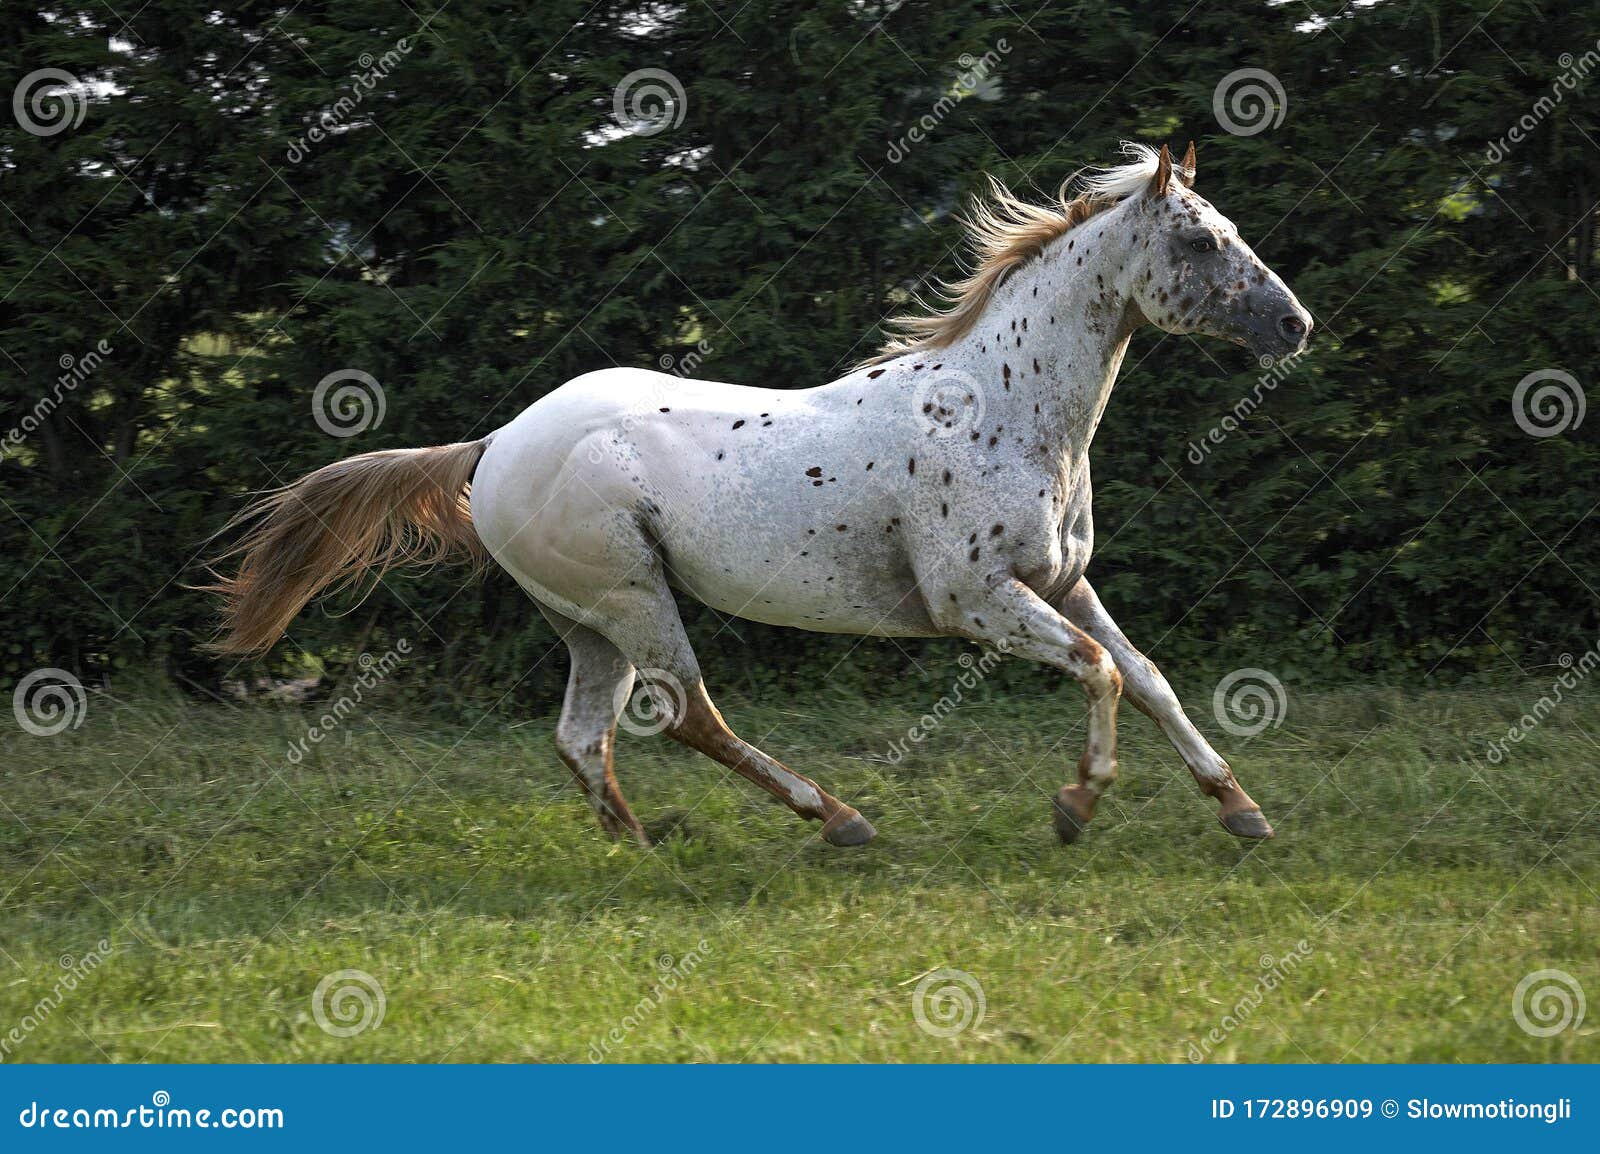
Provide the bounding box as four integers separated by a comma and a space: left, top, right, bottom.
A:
1, 677, 1597, 1063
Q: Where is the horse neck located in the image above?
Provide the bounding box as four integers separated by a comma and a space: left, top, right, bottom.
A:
949, 219, 1142, 462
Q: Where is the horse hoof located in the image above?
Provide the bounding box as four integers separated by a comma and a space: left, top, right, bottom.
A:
1053, 785, 1095, 844
822, 809, 877, 847
1219, 807, 1274, 840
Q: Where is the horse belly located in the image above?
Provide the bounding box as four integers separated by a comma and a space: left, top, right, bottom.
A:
660, 521, 938, 637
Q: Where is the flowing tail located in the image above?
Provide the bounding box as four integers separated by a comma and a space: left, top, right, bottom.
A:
205, 439, 491, 656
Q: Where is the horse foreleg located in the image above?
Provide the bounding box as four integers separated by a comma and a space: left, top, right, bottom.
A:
1057, 577, 1272, 840
946, 576, 1122, 843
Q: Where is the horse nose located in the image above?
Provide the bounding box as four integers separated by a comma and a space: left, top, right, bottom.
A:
1278, 312, 1308, 341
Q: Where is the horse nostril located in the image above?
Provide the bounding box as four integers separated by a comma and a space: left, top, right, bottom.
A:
1278, 313, 1306, 338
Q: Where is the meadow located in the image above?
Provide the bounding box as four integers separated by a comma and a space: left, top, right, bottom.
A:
1, 678, 1596, 1063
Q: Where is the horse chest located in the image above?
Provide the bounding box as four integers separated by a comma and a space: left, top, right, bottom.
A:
1002, 474, 1093, 599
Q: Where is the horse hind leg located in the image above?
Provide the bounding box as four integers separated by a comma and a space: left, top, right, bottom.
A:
541, 608, 651, 846
666, 678, 876, 846
576, 579, 875, 846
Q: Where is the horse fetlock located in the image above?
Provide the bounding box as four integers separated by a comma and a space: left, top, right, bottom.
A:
1077, 749, 1119, 793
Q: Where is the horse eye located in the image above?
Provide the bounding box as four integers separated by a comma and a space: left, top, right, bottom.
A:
1189, 238, 1215, 254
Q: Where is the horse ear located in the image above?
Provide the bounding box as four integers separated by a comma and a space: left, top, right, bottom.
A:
1180, 140, 1197, 188
1147, 143, 1172, 197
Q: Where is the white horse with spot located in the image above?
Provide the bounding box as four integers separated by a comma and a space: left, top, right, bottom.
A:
212, 142, 1311, 849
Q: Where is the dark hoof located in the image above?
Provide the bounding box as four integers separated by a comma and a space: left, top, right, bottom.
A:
1219, 807, 1274, 840
1053, 785, 1095, 844
822, 809, 877, 847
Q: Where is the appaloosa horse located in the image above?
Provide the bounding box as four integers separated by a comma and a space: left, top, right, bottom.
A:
211, 142, 1311, 849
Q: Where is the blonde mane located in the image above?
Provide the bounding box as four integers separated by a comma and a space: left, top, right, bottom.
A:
866, 143, 1188, 366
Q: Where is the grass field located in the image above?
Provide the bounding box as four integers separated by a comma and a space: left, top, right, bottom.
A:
2, 674, 1596, 1063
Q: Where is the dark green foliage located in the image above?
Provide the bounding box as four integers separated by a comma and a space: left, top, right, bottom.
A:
2, 1, 1596, 705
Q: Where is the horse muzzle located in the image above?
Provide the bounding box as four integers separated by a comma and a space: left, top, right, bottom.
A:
1238, 293, 1311, 360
